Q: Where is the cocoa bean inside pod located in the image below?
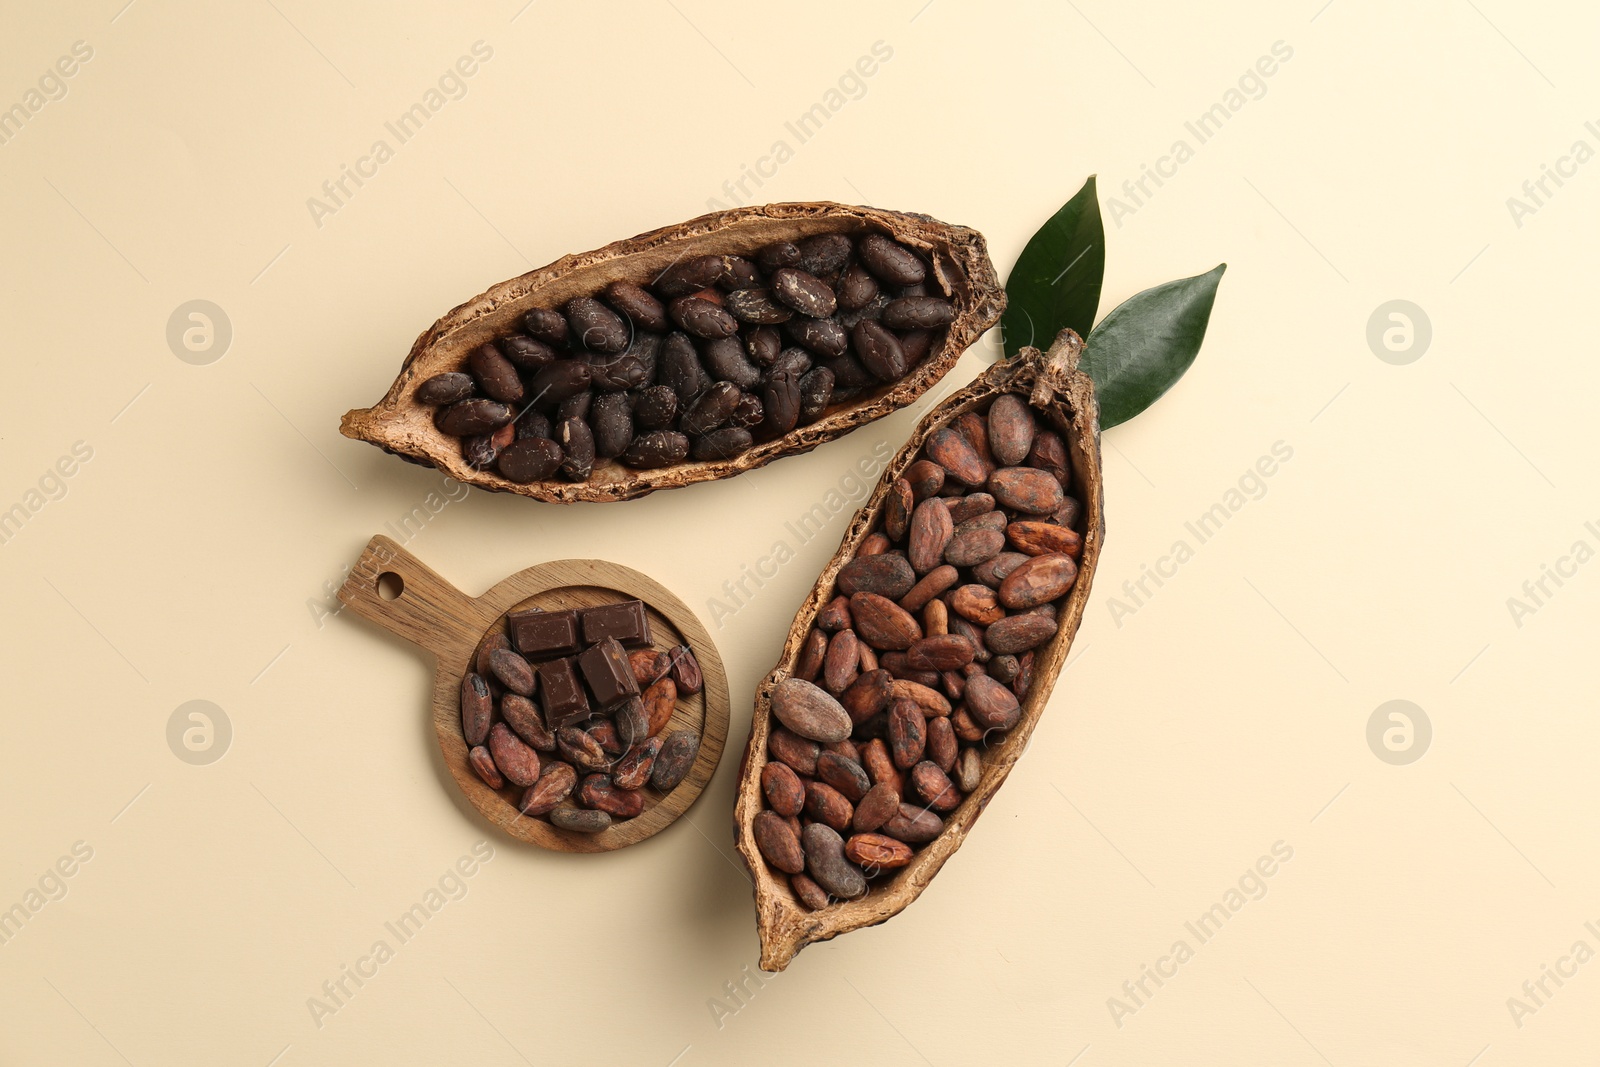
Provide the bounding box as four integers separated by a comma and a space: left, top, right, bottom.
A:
736, 330, 1102, 972
343, 205, 1003, 504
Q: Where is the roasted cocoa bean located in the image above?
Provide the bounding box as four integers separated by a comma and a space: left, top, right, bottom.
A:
1007, 520, 1083, 558
797, 366, 834, 423
989, 467, 1065, 515
612, 737, 662, 790
762, 761, 806, 816
468, 745, 503, 789
556, 726, 611, 772
882, 296, 955, 330
998, 553, 1078, 609
620, 430, 689, 469
669, 295, 739, 339
840, 669, 894, 725
924, 426, 986, 486
852, 320, 907, 381
852, 782, 901, 833
629, 648, 672, 688
964, 674, 1022, 731
804, 781, 854, 831
488, 648, 535, 696
950, 584, 1005, 625
702, 335, 761, 387
520, 761, 577, 814
438, 398, 514, 436
907, 634, 975, 672
880, 801, 942, 844
848, 593, 922, 651
770, 268, 837, 318
817, 595, 852, 632
985, 612, 1058, 654
653, 254, 727, 297
816, 751, 872, 803
797, 627, 828, 682
926, 715, 957, 773
651, 729, 700, 791
823, 630, 860, 695
770, 678, 852, 742
754, 809, 806, 873
416, 372, 476, 405
724, 287, 794, 325
899, 565, 960, 613
550, 807, 611, 833
802, 824, 866, 899
837, 553, 917, 600
907, 497, 954, 574
791, 872, 831, 910
461, 673, 492, 747
888, 699, 927, 769
566, 296, 629, 354
858, 233, 926, 286
488, 722, 542, 788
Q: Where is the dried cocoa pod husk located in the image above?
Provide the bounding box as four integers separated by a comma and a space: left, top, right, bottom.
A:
735, 330, 1103, 971
343, 204, 1003, 503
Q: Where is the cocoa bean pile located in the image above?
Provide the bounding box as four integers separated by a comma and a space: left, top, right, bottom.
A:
413, 230, 951, 481
461, 599, 704, 834
752, 393, 1083, 905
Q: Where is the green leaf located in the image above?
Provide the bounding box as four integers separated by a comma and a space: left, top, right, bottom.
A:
1001, 176, 1104, 358
1082, 264, 1226, 430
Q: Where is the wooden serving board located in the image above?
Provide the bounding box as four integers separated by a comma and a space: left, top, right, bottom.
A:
337, 536, 728, 853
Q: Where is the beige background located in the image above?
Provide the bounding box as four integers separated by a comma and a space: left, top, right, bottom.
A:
2, 0, 1595, 1063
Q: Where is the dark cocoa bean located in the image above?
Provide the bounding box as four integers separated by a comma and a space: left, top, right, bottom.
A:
837, 554, 916, 600
802, 823, 866, 899
658, 332, 711, 401
652, 254, 728, 297
702, 335, 761, 388
527, 361, 592, 407
858, 233, 926, 286
836, 262, 878, 310
669, 295, 738, 339
797, 367, 834, 423
519, 761, 577, 814
460, 673, 492, 746
771, 268, 837, 318
723, 287, 792, 325
556, 417, 594, 481
852, 320, 907, 381
602, 280, 668, 332
784, 316, 849, 358
880, 801, 942, 844
693, 427, 753, 461
621, 430, 689, 469
522, 307, 569, 346
565, 296, 628, 353
438, 398, 514, 436
762, 761, 806, 816
882, 296, 954, 330
797, 233, 852, 278
651, 729, 700, 791
416, 372, 475, 405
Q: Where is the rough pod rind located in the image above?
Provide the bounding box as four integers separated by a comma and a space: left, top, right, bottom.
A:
341, 202, 1004, 503
731, 330, 1104, 971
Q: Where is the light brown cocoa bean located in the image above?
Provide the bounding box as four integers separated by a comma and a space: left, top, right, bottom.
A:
954, 412, 997, 478
849, 593, 922, 651
987, 394, 1036, 466
587, 719, 624, 756
951, 707, 984, 743
823, 629, 861, 695
941, 669, 967, 702
906, 497, 954, 574
947, 615, 991, 664
1026, 429, 1071, 487
762, 761, 806, 816
989, 467, 1065, 515
946, 492, 996, 524
578, 774, 644, 818
804, 781, 855, 832
904, 459, 945, 500
487, 723, 542, 788
771, 677, 853, 742
907, 634, 975, 671
888, 699, 927, 769
838, 553, 917, 600
889, 678, 952, 717
520, 761, 577, 814
852, 782, 901, 833
859, 738, 905, 796
797, 628, 828, 682
950, 584, 1005, 626
880, 801, 943, 844
910, 760, 961, 812
924, 426, 986, 486
986, 613, 1059, 655
501, 694, 554, 752
556, 726, 611, 771
550, 807, 611, 833
965, 674, 1022, 730
802, 824, 866, 899
754, 810, 806, 874
972, 551, 1031, 588
857, 642, 878, 673
651, 729, 700, 792
488, 649, 536, 696
629, 648, 672, 687
768, 726, 821, 776
927, 716, 958, 772
460, 673, 492, 747
824, 737, 860, 762
817, 595, 852, 631
791, 872, 831, 910
859, 532, 891, 556
885, 478, 914, 541
640, 676, 678, 737
922, 597, 948, 638
845, 832, 914, 870
1006, 520, 1083, 558
955, 746, 982, 792
816, 751, 872, 803
475, 632, 510, 677
899, 564, 960, 612
998, 553, 1078, 609
468, 745, 503, 789
840, 668, 893, 725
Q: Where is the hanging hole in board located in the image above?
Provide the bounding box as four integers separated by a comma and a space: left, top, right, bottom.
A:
377, 572, 404, 601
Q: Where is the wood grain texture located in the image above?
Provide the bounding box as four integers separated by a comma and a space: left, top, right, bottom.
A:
337, 540, 728, 853
339, 202, 1004, 503
732, 330, 1105, 970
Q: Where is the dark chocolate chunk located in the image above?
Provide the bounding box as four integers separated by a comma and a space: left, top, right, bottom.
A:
538, 657, 591, 729
576, 636, 640, 711
580, 600, 652, 648
510, 608, 580, 658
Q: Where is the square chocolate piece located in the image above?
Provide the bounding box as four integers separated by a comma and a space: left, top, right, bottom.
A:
511, 608, 580, 659
537, 657, 590, 729
580, 600, 651, 648
576, 636, 639, 711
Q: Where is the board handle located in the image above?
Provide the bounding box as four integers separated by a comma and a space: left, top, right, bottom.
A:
337, 535, 479, 660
